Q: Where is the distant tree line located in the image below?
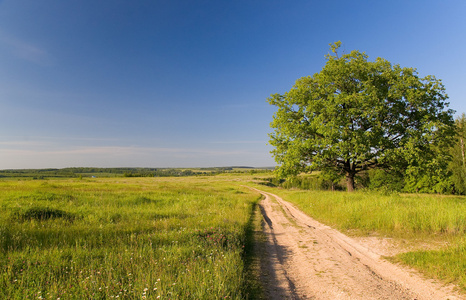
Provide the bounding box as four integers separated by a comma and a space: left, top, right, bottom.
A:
0, 167, 269, 180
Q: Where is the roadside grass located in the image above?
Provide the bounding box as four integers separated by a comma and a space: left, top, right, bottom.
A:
248, 187, 466, 237
241, 195, 266, 299
391, 239, 466, 290
249, 183, 466, 291
0, 177, 262, 299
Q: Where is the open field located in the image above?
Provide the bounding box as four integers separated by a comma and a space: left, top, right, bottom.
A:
0, 176, 262, 299
1, 172, 466, 298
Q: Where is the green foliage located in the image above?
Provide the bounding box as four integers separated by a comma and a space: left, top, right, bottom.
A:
268, 41, 454, 192
258, 173, 344, 191
400, 120, 455, 194
403, 154, 453, 194
367, 169, 404, 193
318, 167, 344, 191
449, 114, 466, 194
281, 176, 323, 190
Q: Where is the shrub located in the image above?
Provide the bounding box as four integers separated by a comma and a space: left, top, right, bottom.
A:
17, 207, 75, 221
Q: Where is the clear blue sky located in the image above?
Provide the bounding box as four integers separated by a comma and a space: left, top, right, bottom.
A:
1, 0, 465, 169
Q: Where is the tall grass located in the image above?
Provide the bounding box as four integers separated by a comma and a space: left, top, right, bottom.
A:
255, 188, 466, 237
0, 177, 261, 299
393, 239, 466, 289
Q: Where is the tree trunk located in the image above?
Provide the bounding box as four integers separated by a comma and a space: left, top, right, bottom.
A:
346, 172, 355, 192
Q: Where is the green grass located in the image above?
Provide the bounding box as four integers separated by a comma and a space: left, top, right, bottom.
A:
251, 187, 466, 237
4, 172, 465, 297
392, 239, 466, 289
0, 177, 262, 299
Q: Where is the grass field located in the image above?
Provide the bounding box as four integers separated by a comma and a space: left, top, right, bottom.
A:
0, 176, 262, 299
2, 172, 466, 298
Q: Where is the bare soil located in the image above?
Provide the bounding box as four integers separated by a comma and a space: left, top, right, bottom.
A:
252, 187, 464, 300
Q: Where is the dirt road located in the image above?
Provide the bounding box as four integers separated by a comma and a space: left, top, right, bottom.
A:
252, 188, 463, 300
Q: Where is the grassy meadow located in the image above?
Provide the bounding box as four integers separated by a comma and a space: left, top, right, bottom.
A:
252, 183, 466, 291
0, 176, 262, 299
2, 171, 466, 298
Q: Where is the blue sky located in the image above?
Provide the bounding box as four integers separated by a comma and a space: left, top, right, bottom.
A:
1, 0, 465, 169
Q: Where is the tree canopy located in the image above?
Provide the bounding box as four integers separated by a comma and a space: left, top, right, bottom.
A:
268, 42, 455, 191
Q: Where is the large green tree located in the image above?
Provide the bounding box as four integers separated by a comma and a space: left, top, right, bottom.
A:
268, 42, 454, 191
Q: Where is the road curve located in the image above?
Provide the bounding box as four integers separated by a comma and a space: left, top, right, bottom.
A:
250, 187, 463, 300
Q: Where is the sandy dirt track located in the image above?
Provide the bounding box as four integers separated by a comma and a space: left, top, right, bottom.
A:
251, 187, 463, 300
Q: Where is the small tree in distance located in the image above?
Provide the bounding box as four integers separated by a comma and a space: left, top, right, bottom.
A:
268, 42, 454, 192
